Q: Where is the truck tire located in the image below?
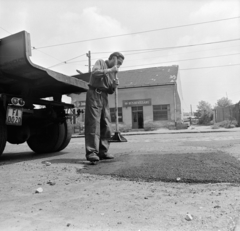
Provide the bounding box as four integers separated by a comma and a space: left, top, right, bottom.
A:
0, 111, 7, 156
7, 125, 30, 144
52, 123, 65, 152
27, 122, 65, 154
56, 119, 73, 152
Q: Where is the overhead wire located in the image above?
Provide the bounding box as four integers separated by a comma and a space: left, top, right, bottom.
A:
0, 27, 12, 34
48, 38, 240, 69
66, 44, 240, 65
33, 16, 240, 49
33, 49, 64, 62
119, 52, 240, 69
64, 51, 240, 72
112, 45, 240, 63
0, 26, 65, 63
47, 53, 86, 68
1, 17, 239, 70
91, 38, 240, 54
121, 63, 240, 71
180, 63, 240, 70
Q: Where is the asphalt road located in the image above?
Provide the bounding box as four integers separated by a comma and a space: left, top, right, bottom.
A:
2, 130, 240, 184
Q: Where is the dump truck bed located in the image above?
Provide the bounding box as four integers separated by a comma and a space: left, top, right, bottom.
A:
0, 31, 88, 99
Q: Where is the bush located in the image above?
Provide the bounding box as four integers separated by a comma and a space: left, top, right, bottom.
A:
211, 124, 220, 129
111, 123, 132, 133
119, 124, 132, 132
143, 121, 171, 131
213, 119, 237, 129
198, 114, 213, 125
228, 124, 236, 128
143, 122, 155, 131
176, 123, 189, 130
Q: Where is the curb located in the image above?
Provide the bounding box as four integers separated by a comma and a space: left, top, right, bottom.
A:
72, 128, 239, 138
234, 217, 240, 231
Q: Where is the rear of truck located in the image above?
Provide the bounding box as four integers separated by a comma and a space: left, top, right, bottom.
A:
0, 31, 88, 155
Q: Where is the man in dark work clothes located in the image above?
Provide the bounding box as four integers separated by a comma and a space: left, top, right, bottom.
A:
84, 52, 124, 162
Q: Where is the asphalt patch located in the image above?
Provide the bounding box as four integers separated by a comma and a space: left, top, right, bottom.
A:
81, 152, 240, 183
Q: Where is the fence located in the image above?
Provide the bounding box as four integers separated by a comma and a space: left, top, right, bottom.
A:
214, 102, 240, 126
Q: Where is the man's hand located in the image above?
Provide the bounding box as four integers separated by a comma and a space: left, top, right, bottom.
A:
103, 66, 118, 74
110, 65, 118, 73
113, 77, 119, 88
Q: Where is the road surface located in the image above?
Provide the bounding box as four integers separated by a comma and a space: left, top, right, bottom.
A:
1, 130, 240, 230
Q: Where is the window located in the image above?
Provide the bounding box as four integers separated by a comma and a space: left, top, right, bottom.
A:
110, 107, 123, 123
80, 110, 85, 122
153, 105, 170, 121
71, 108, 85, 124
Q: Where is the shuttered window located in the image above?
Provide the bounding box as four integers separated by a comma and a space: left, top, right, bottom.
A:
110, 107, 123, 123
153, 105, 170, 120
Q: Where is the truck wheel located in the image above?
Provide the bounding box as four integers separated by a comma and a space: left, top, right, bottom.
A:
27, 122, 65, 154
0, 111, 7, 156
52, 123, 65, 152
7, 125, 30, 144
56, 120, 73, 152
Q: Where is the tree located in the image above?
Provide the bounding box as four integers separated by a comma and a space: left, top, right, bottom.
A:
195, 101, 213, 125
215, 97, 232, 108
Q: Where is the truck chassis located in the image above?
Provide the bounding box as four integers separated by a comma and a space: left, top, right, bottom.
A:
0, 31, 88, 155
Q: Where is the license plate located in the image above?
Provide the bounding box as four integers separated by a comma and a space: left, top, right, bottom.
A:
6, 106, 23, 126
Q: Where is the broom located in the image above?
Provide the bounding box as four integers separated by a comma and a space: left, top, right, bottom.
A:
109, 58, 127, 142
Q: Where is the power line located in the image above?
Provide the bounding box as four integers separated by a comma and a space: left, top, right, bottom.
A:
34, 16, 240, 49
97, 43, 240, 61
89, 43, 240, 62
49, 50, 240, 72
114, 45, 240, 63
92, 38, 240, 54
48, 38, 240, 68
33, 49, 64, 62
67, 45, 240, 65
47, 53, 86, 68
180, 63, 240, 70
121, 63, 240, 71
0, 25, 86, 65
0, 26, 64, 63
0, 27, 11, 35
120, 52, 240, 69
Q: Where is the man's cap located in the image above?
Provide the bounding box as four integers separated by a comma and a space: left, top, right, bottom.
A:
109, 52, 125, 60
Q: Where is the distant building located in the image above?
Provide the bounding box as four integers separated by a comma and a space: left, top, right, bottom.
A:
69, 65, 184, 130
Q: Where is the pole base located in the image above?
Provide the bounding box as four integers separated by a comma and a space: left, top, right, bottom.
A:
109, 132, 127, 142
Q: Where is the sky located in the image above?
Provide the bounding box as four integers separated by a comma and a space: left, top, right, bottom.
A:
0, 0, 239, 112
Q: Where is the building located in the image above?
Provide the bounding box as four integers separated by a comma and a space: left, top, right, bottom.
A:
69, 65, 183, 130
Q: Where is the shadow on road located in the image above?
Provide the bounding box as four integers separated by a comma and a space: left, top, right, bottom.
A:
0, 151, 67, 165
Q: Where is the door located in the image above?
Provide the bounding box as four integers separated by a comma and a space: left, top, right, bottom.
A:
132, 106, 144, 129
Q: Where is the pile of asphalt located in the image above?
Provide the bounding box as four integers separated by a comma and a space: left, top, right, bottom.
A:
82, 152, 240, 183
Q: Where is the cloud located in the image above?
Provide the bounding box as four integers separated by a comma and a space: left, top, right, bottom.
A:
30, 6, 150, 74
189, 0, 239, 40
191, 0, 239, 19
168, 0, 239, 69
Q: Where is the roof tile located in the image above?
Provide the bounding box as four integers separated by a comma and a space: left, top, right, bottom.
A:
118, 65, 179, 88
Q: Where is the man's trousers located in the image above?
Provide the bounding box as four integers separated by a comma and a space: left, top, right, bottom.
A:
84, 89, 112, 157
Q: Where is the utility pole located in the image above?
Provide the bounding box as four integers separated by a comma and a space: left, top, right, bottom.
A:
86, 51, 91, 73
173, 82, 177, 126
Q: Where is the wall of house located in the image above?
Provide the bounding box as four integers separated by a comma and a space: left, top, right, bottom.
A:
109, 85, 176, 127
174, 84, 184, 123
175, 72, 184, 122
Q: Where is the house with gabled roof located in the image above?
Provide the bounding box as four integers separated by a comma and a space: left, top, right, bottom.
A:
69, 65, 183, 130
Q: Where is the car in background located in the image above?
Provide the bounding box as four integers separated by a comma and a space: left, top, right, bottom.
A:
183, 116, 199, 127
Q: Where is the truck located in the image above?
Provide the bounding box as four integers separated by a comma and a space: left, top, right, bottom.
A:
0, 31, 88, 156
